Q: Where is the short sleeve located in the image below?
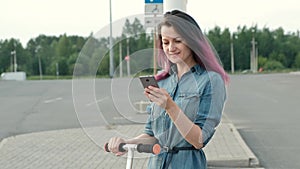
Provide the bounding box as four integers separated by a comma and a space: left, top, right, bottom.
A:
194, 72, 226, 146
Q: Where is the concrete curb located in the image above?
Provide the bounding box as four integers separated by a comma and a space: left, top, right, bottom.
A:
228, 123, 259, 167
0, 138, 7, 150
0, 136, 15, 150
204, 115, 260, 168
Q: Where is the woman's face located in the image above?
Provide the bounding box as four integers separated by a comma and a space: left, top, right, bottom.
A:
161, 25, 194, 66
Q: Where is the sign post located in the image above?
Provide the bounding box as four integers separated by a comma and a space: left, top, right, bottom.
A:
144, 0, 163, 75
144, 0, 163, 29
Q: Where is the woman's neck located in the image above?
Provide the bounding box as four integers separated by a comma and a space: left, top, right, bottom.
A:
176, 60, 197, 79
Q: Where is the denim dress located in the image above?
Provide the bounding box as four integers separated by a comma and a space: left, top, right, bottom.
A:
144, 64, 226, 169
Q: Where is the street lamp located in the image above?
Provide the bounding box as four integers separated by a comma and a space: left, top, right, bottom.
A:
35, 45, 43, 80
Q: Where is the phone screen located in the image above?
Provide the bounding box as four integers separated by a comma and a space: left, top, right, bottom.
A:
139, 75, 159, 88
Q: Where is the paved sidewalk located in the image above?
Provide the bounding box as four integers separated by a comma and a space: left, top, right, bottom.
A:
0, 117, 261, 169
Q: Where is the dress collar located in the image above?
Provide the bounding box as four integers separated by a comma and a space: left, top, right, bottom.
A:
170, 64, 205, 76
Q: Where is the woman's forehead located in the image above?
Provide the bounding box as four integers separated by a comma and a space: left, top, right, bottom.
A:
161, 25, 181, 39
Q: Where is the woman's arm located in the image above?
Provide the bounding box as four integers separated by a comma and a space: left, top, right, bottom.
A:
125, 134, 158, 145
165, 100, 203, 149
145, 86, 203, 149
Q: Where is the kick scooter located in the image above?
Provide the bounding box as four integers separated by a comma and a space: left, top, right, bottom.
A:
104, 142, 161, 169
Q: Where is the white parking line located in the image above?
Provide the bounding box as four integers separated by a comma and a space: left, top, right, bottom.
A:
44, 97, 63, 104
86, 96, 109, 106
113, 116, 133, 120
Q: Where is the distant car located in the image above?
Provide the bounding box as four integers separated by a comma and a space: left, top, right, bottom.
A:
1, 72, 26, 81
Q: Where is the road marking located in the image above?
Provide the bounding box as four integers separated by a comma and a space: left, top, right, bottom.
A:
44, 97, 63, 104
86, 97, 109, 106
113, 116, 133, 120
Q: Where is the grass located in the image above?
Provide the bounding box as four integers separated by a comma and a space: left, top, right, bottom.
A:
229, 68, 300, 75
27, 75, 73, 80
26, 75, 112, 80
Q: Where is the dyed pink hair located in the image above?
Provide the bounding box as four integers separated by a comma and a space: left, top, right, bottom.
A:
155, 10, 229, 85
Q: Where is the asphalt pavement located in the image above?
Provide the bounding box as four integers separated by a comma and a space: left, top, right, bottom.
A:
3, 76, 286, 168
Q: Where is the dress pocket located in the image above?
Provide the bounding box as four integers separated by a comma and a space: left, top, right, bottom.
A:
177, 93, 200, 120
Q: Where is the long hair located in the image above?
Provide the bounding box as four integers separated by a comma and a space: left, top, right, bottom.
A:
155, 10, 229, 85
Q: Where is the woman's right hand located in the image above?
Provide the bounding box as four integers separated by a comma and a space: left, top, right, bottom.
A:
107, 137, 127, 156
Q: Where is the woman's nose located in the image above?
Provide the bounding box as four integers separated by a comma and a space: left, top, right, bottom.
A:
169, 43, 176, 51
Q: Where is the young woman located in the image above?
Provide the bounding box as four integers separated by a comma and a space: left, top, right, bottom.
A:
107, 10, 229, 168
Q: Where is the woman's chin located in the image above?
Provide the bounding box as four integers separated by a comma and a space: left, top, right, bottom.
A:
168, 56, 182, 62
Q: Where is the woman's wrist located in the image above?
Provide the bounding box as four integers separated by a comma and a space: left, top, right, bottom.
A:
164, 95, 174, 111
165, 98, 181, 117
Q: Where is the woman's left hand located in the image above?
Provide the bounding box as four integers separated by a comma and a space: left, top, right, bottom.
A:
144, 86, 171, 109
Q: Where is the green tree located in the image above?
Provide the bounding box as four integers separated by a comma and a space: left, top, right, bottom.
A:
207, 27, 231, 70
26, 35, 58, 75
256, 27, 275, 60
2, 19, 300, 77
119, 17, 152, 75
233, 26, 252, 70
293, 52, 300, 68
0, 39, 29, 73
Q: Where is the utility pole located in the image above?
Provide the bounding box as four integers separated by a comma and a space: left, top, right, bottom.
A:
255, 46, 258, 72
11, 42, 17, 72
109, 0, 114, 78
153, 27, 157, 75
13, 50, 17, 72
119, 42, 123, 77
250, 36, 257, 73
38, 54, 43, 80
10, 50, 16, 72
35, 45, 43, 80
10, 51, 13, 72
126, 38, 130, 77
56, 63, 59, 79
230, 34, 235, 73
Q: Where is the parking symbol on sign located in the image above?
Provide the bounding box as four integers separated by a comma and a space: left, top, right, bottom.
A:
145, 0, 163, 3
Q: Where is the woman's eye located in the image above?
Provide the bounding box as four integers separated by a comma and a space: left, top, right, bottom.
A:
175, 40, 182, 43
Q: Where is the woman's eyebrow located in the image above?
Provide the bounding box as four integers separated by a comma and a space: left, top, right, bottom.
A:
162, 36, 181, 41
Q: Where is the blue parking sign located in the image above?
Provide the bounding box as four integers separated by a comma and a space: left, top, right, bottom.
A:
145, 0, 163, 3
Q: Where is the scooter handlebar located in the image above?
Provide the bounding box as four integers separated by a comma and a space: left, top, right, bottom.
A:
104, 143, 160, 155
137, 143, 160, 154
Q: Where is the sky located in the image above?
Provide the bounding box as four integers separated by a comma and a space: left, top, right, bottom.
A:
1, 0, 300, 47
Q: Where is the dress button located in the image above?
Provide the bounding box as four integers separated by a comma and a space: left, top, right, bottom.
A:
191, 67, 196, 72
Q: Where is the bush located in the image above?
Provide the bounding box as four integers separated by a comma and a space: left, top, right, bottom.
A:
263, 60, 284, 70
293, 53, 300, 68
258, 56, 268, 68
